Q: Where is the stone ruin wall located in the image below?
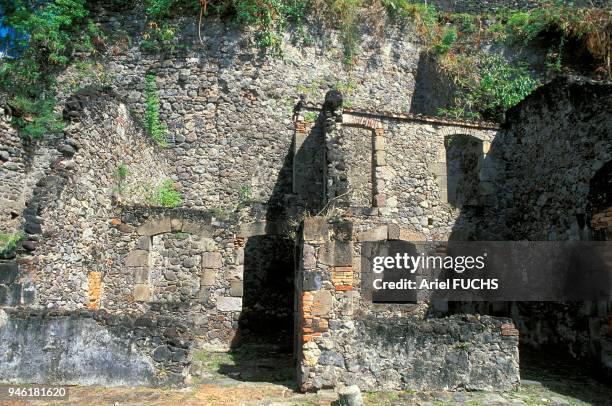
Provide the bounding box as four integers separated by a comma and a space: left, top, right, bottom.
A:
485, 78, 612, 363
294, 218, 520, 391
0, 4, 610, 389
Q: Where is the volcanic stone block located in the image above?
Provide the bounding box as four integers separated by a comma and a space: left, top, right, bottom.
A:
374, 150, 386, 166
303, 272, 323, 291
357, 226, 387, 242
201, 270, 216, 286
171, 218, 183, 231
133, 284, 150, 301
374, 135, 385, 151
229, 280, 243, 297
428, 162, 447, 177
319, 241, 353, 267
182, 220, 213, 237
202, 252, 222, 269
0, 262, 18, 284
235, 247, 244, 265
133, 267, 149, 284
303, 244, 316, 270
312, 290, 332, 317
387, 223, 401, 240
125, 250, 149, 267
10, 284, 21, 305
137, 218, 171, 236
138, 236, 151, 251
303, 217, 329, 243
216, 296, 242, 312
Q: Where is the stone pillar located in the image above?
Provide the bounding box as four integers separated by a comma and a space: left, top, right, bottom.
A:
322, 90, 349, 208
295, 216, 354, 391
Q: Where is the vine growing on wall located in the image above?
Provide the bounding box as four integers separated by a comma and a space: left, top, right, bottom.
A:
144, 74, 168, 146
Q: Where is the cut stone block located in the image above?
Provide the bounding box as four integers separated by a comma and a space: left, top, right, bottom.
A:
134, 284, 150, 301
201, 269, 216, 286
319, 240, 353, 267
374, 150, 386, 166
182, 220, 213, 237
238, 222, 266, 237
357, 226, 387, 242
302, 244, 316, 270
0, 262, 18, 284
303, 217, 328, 243
137, 236, 151, 251
229, 280, 243, 297
195, 237, 216, 252
125, 250, 149, 267
399, 228, 426, 242
133, 267, 149, 284
171, 218, 183, 232
217, 296, 242, 312
312, 290, 333, 317
202, 252, 222, 269
387, 223, 401, 240
303, 272, 323, 291
137, 218, 171, 236
235, 247, 245, 265
428, 162, 447, 177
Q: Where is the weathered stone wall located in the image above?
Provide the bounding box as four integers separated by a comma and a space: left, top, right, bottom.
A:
495, 77, 611, 241
322, 108, 499, 241
0, 308, 193, 386
0, 111, 60, 237
492, 77, 612, 364
295, 218, 520, 391
80, 5, 440, 214
28, 88, 171, 310
447, 77, 612, 368
0, 0, 609, 388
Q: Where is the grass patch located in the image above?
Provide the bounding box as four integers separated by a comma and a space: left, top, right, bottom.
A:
0, 231, 25, 257
149, 179, 181, 208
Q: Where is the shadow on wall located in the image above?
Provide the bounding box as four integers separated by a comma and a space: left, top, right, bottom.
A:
443, 78, 612, 396
220, 109, 326, 384
409, 52, 455, 116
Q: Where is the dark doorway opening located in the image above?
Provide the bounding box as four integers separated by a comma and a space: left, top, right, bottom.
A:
222, 235, 296, 384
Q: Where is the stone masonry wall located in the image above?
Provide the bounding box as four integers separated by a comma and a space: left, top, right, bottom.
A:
490, 77, 612, 364
81, 4, 438, 214
321, 107, 499, 241
295, 218, 520, 391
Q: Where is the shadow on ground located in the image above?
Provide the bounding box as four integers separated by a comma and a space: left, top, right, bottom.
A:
520, 346, 612, 406
194, 344, 295, 388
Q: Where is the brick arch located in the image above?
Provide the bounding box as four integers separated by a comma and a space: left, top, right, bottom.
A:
341, 113, 384, 130
436, 125, 495, 141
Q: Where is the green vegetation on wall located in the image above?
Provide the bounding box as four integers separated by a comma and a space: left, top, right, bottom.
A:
139, 0, 609, 120
144, 74, 168, 146
150, 179, 182, 207
0, 0, 609, 134
0, 0, 105, 140
415, 1, 610, 120
0, 231, 25, 257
